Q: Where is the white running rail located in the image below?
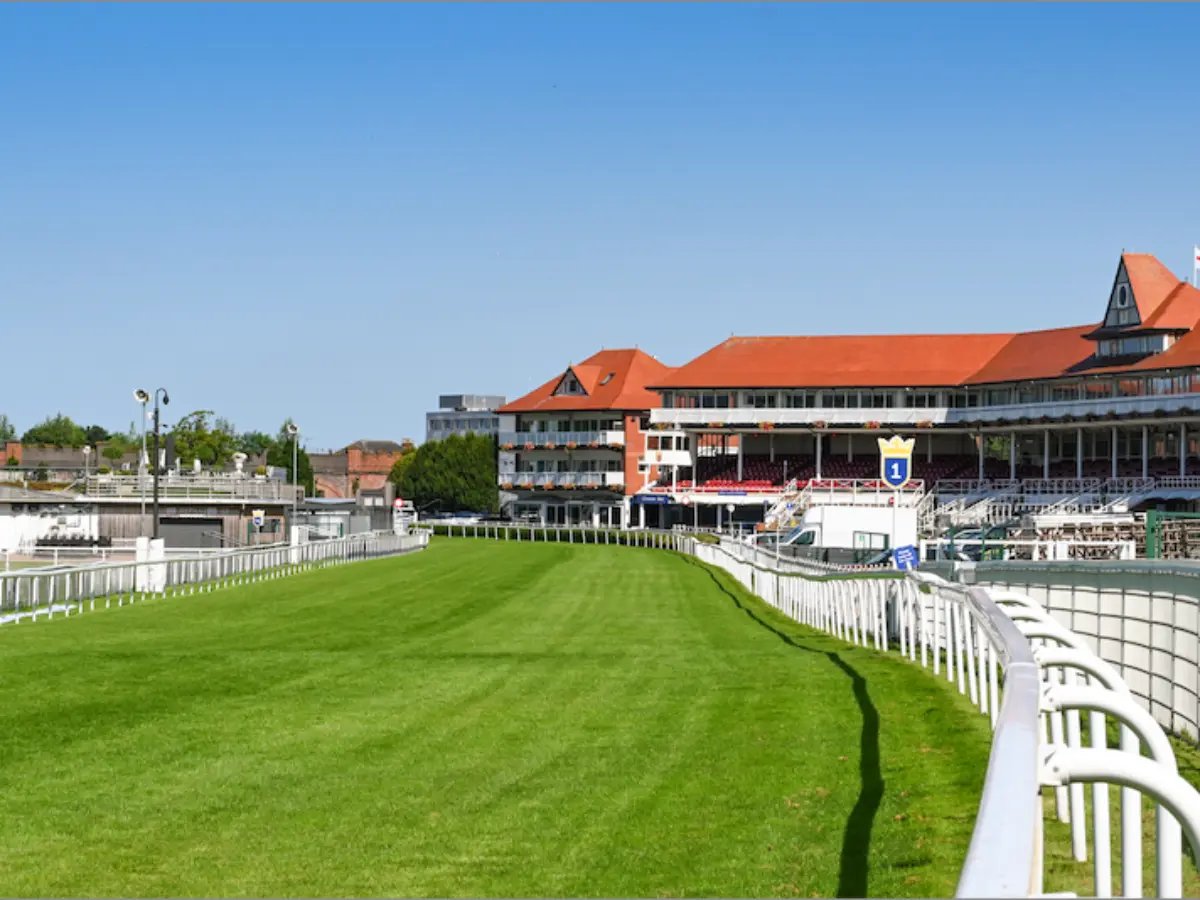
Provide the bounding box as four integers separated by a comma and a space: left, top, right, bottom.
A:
0, 529, 428, 622
429, 525, 1200, 898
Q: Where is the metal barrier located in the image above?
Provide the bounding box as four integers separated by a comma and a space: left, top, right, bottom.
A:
430, 525, 1200, 898
0, 529, 428, 623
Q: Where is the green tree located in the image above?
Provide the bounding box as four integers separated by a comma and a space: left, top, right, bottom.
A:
22, 414, 87, 448
266, 419, 314, 495
169, 410, 238, 468
387, 439, 419, 488
237, 430, 274, 458
83, 425, 110, 446
395, 433, 497, 513
0, 414, 15, 441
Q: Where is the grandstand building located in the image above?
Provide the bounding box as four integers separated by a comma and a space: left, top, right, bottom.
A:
496, 349, 672, 527
641, 252, 1200, 531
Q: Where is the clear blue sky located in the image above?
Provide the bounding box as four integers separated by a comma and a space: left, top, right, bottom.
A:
3, 3, 1199, 449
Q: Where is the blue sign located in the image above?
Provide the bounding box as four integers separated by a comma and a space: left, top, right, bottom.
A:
893, 545, 919, 571
633, 494, 671, 505
878, 435, 916, 490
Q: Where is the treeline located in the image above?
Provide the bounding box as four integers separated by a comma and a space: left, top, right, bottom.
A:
389, 433, 498, 515
0, 411, 313, 493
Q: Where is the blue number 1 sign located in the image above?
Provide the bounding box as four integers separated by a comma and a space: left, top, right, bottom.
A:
878, 436, 915, 490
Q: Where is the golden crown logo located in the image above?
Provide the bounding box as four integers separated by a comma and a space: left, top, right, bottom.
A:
877, 436, 915, 456
878, 435, 915, 489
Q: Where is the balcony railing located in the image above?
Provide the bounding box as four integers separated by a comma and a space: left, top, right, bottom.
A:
498, 431, 624, 450
83, 475, 303, 503
650, 390, 1200, 428
499, 471, 625, 491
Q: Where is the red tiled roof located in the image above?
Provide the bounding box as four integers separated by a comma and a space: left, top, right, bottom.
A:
963, 325, 1096, 385
1140, 282, 1200, 330
649, 334, 1015, 389
1124, 253, 1185, 322
652, 254, 1200, 390
498, 349, 672, 413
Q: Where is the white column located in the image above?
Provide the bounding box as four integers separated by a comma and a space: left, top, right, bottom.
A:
540, 502, 547, 526
1076, 427, 1084, 479
1043, 429, 1050, 479
716, 504, 722, 531
977, 432, 985, 480
1111, 425, 1118, 480
1142, 425, 1149, 479
1009, 432, 1017, 480
737, 435, 744, 482
591, 504, 600, 528
638, 504, 645, 529
815, 432, 823, 480
1182, 423, 1188, 477
672, 465, 678, 493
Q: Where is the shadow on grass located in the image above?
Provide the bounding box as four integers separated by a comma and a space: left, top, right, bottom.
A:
681, 555, 883, 899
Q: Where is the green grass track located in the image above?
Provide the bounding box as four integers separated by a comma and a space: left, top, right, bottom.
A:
0, 541, 994, 897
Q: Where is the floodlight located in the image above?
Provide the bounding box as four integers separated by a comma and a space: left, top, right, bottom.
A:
134, 389, 150, 403
286, 423, 299, 436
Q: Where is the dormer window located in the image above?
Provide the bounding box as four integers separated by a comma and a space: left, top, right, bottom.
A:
554, 372, 586, 396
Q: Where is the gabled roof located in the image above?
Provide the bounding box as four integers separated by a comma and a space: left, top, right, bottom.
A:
1124, 253, 1185, 322
499, 349, 672, 413
649, 334, 1015, 390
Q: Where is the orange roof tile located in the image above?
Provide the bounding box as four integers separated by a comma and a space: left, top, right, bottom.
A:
649, 334, 1016, 390
1124, 253, 1185, 322
498, 349, 673, 413
963, 325, 1096, 385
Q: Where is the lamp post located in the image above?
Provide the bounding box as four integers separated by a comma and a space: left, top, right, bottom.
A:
285, 422, 299, 531
134, 389, 150, 516
82, 445, 91, 480
151, 388, 169, 540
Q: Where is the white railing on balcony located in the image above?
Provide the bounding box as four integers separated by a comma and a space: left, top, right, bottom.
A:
498, 431, 625, 449
83, 474, 302, 502
801, 478, 926, 508
500, 471, 625, 490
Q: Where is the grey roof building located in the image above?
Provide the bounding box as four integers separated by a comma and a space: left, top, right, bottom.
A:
425, 394, 506, 443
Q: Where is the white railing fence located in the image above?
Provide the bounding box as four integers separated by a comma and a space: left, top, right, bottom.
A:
430, 525, 1200, 898
0, 529, 428, 623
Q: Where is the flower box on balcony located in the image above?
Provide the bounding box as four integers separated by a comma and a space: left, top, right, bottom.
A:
524, 443, 535, 451
707, 422, 723, 429
916, 420, 934, 429
588, 441, 600, 449
501, 482, 513, 490
864, 421, 882, 429
566, 442, 577, 450
813, 421, 827, 429
543, 442, 556, 450
761, 422, 774, 431
501, 443, 515, 451
519, 482, 533, 490
544, 484, 555, 490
